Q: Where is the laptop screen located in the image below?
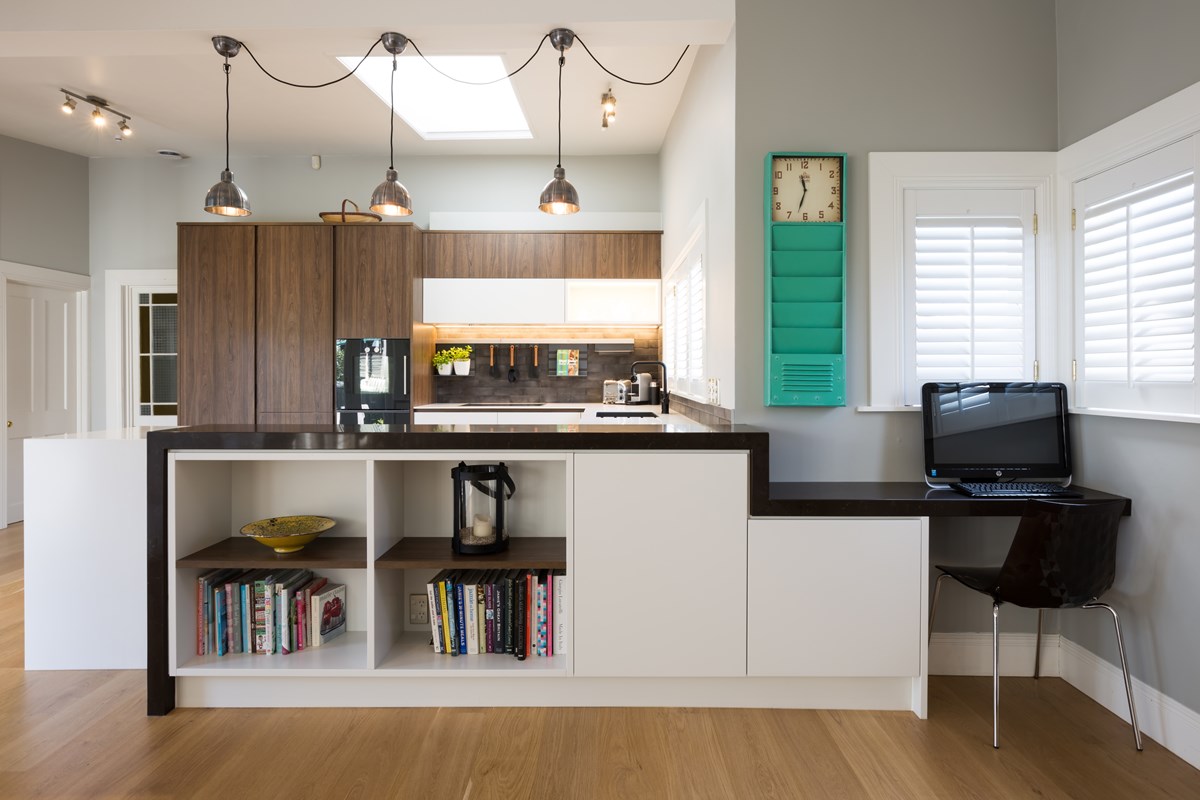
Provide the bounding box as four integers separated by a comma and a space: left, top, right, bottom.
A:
921, 382, 1072, 483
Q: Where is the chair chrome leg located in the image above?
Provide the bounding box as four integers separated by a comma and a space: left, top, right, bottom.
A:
1034, 609, 1043, 679
1083, 601, 1143, 751
929, 572, 951, 643
993, 601, 1001, 749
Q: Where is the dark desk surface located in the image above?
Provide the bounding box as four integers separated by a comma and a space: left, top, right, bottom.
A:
757, 482, 1132, 518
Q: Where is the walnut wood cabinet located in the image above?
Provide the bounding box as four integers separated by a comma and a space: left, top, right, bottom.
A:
256, 226, 334, 419
423, 231, 660, 280
179, 222, 421, 425
335, 224, 420, 338
177, 224, 256, 425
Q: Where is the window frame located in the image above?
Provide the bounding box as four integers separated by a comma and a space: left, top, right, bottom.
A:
104, 269, 177, 429
663, 211, 707, 402
866, 152, 1055, 410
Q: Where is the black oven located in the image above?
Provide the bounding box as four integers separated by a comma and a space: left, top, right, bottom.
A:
335, 338, 410, 426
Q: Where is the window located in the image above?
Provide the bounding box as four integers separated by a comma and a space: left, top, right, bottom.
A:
663, 254, 705, 400
135, 292, 179, 425
867, 152, 1054, 409
1073, 137, 1197, 416
903, 188, 1036, 404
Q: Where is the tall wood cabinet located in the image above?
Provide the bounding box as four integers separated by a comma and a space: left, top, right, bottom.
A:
178, 225, 256, 426
256, 225, 334, 423
178, 223, 421, 425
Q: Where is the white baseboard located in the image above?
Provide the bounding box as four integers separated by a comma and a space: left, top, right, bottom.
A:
1060, 637, 1200, 771
929, 632, 1060, 677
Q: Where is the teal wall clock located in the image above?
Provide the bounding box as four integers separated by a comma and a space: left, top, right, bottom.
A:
764, 152, 847, 406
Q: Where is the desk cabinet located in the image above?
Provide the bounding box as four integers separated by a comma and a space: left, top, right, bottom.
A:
747, 518, 925, 677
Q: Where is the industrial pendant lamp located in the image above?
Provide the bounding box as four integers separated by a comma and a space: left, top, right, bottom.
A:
538, 28, 579, 215
370, 32, 413, 217
204, 36, 251, 217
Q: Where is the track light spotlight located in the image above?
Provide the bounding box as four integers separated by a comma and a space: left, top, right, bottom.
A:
61, 95, 76, 114
601, 90, 616, 128
91, 107, 106, 127
119, 120, 132, 137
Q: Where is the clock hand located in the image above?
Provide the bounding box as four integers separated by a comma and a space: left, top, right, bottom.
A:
798, 175, 807, 210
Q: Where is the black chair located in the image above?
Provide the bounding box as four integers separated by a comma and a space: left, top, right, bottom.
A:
928, 499, 1142, 750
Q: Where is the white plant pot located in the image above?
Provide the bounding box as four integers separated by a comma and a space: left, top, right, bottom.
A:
436, 363, 452, 376
453, 360, 471, 376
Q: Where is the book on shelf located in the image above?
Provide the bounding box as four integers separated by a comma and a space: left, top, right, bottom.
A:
440, 572, 458, 656
482, 569, 495, 654
464, 572, 480, 655
276, 570, 312, 655
311, 582, 347, 646
553, 570, 566, 656
476, 572, 487, 654
455, 577, 468, 655
427, 570, 448, 654
296, 575, 327, 651
196, 567, 239, 656
252, 572, 278, 654
537, 568, 548, 657
515, 570, 527, 661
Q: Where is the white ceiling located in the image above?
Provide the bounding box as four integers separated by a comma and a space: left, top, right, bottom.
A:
0, 1, 733, 161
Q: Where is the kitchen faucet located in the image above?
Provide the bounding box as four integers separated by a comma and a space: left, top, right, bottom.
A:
630, 361, 670, 415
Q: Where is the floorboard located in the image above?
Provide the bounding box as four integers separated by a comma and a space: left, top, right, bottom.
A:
1, 521, 1196, 799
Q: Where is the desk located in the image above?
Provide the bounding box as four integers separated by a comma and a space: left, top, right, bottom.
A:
757, 481, 1131, 517
745, 482, 1132, 719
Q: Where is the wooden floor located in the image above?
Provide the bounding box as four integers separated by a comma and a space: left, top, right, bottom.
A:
0, 523, 1196, 799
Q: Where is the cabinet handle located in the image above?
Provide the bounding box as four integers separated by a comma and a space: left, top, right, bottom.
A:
403, 356, 408, 396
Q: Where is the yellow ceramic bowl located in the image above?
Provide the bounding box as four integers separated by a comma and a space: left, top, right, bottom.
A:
240, 515, 336, 554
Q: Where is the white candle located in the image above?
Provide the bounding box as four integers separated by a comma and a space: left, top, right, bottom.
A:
472, 513, 493, 540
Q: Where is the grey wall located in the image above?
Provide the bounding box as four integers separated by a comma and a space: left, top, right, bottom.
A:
1055, 0, 1200, 713
1057, 0, 1200, 147
729, 0, 1058, 637
0, 134, 88, 273
87, 152, 660, 428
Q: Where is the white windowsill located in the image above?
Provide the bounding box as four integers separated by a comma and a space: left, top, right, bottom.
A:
1071, 407, 1200, 425
856, 405, 920, 413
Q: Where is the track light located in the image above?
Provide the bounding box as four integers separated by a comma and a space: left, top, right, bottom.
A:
59, 89, 134, 139
91, 107, 106, 127
538, 29, 580, 215
119, 120, 133, 137
369, 32, 413, 217
61, 95, 76, 114
204, 36, 252, 217
601, 90, 616, 129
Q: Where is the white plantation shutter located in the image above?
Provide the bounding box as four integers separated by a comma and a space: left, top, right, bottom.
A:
902, 188, 1036, 404
1074, 137, 1198, 416
663, 255, 705, 399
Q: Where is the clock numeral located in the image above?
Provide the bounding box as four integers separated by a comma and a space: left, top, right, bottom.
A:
772, 187, 778, 195
802, 212, 809, 221
785, 162, 793, 171
774, 170, 783, 179
786, 211, 792, 219
829, 169, 836, 178
830, 186, 838, 195
774, 202, 781, 210
801, 159, 810, 168
819, 211, 825, 220
828, 201, 835, 209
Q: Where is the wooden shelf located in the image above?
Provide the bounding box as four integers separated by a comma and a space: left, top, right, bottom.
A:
376, 537, 566, 570
177, 536, 368, 569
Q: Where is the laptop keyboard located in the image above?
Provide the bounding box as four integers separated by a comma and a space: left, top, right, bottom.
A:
952, 482, 1083, 498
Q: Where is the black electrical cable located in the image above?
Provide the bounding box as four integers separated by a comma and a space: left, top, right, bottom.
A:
239, 36, 386, 89
408, 35, 550, 86
388, 55, 396, 169
222, 60, 231, 170
574, 34, 689, 86
556, 55, 564, 167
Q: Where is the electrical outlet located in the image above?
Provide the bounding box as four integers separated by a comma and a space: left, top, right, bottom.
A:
408, 594, 429, 625
707, 377, 720, 405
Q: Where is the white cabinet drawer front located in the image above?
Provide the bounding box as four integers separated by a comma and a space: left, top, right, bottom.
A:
423, 279, 565, 324
413, 412, 498, 425
573, 452, 748, 677
747, 518, 923, 677
493, 412, 582, 425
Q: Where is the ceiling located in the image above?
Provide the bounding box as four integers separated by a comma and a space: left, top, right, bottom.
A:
0, 1, 733, 161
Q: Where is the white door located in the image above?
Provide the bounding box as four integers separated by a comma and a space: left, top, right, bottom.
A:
7, 283, 78, 523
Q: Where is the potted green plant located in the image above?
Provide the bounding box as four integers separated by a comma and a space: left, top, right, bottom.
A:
451, 345, 473, 376
432, 348, 455, 376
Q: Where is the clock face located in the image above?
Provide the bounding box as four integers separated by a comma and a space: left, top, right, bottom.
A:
771, 155, 843, 222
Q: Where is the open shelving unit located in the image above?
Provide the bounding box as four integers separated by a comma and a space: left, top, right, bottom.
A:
167, 450, 572, 697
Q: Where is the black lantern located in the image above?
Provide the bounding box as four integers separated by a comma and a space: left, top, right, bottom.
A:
451, 462, 516, 554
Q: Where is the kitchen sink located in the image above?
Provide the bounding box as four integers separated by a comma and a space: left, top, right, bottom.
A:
595, 410, 658, 418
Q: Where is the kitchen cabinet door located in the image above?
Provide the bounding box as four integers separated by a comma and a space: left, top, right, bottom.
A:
563, 232, 662, 279
422, 279, 566, 324
177, 224, 256, 425
424, 232, 564, 278
335, 224, 419, 338
573, 452, 748, 677
747, 518, 925, 677
256, 226, 334, 414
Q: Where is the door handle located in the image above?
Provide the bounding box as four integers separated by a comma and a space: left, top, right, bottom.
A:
402, 355, 408, 395
6, 420, 10, 428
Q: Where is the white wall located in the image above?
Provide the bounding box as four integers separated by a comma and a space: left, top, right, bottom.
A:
659, 38, 736, 407
86, 152, 660, 428
0, 134, 88, 273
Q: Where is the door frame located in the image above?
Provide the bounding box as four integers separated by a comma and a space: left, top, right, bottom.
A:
1, 259, 90, 529
104, 269, 177, 429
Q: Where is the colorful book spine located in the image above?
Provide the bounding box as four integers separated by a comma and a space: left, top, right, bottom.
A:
215, 584, 228, 656
483, 571, 495, 654
503, 570, 517, 654
553, 570, 566, 656
465, 576, 479, 655
440, 575, 456, 655
514, 572, 527, 661
476, 575, 486, 654
455, 580, 468, 655
537, 570, 548, 657
427, 572, 443, 654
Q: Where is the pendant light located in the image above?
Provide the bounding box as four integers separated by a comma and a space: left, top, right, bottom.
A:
204, 36, 251, 217
369, 32, 413, 217
538, 28, 579, 215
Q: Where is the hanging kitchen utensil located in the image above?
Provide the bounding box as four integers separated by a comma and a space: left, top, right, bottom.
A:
508, 345, 517, 382
489, 344, 496, 378
531, 345, 539, 378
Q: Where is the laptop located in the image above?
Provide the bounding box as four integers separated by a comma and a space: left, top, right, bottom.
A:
921, 382, 1083, 498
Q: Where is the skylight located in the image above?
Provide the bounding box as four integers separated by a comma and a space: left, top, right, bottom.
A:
341, 55, 531, 140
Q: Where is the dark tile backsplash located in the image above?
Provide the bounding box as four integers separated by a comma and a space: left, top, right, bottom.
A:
433, 331, 662, 405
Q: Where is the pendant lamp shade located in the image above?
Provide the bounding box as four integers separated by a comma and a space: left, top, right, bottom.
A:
538, 166, 579, 215
205, 37, 251, 217
370, 168, 413, 216
205, 169, 252, 217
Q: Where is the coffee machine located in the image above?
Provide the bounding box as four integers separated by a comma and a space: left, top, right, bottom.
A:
629, 372, 654, 404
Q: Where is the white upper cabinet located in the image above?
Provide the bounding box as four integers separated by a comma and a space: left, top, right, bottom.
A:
564, 280, 660, 324
422, 279, 566, 324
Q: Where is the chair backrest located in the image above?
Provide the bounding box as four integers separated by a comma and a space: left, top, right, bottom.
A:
996, 499, 1127, 608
